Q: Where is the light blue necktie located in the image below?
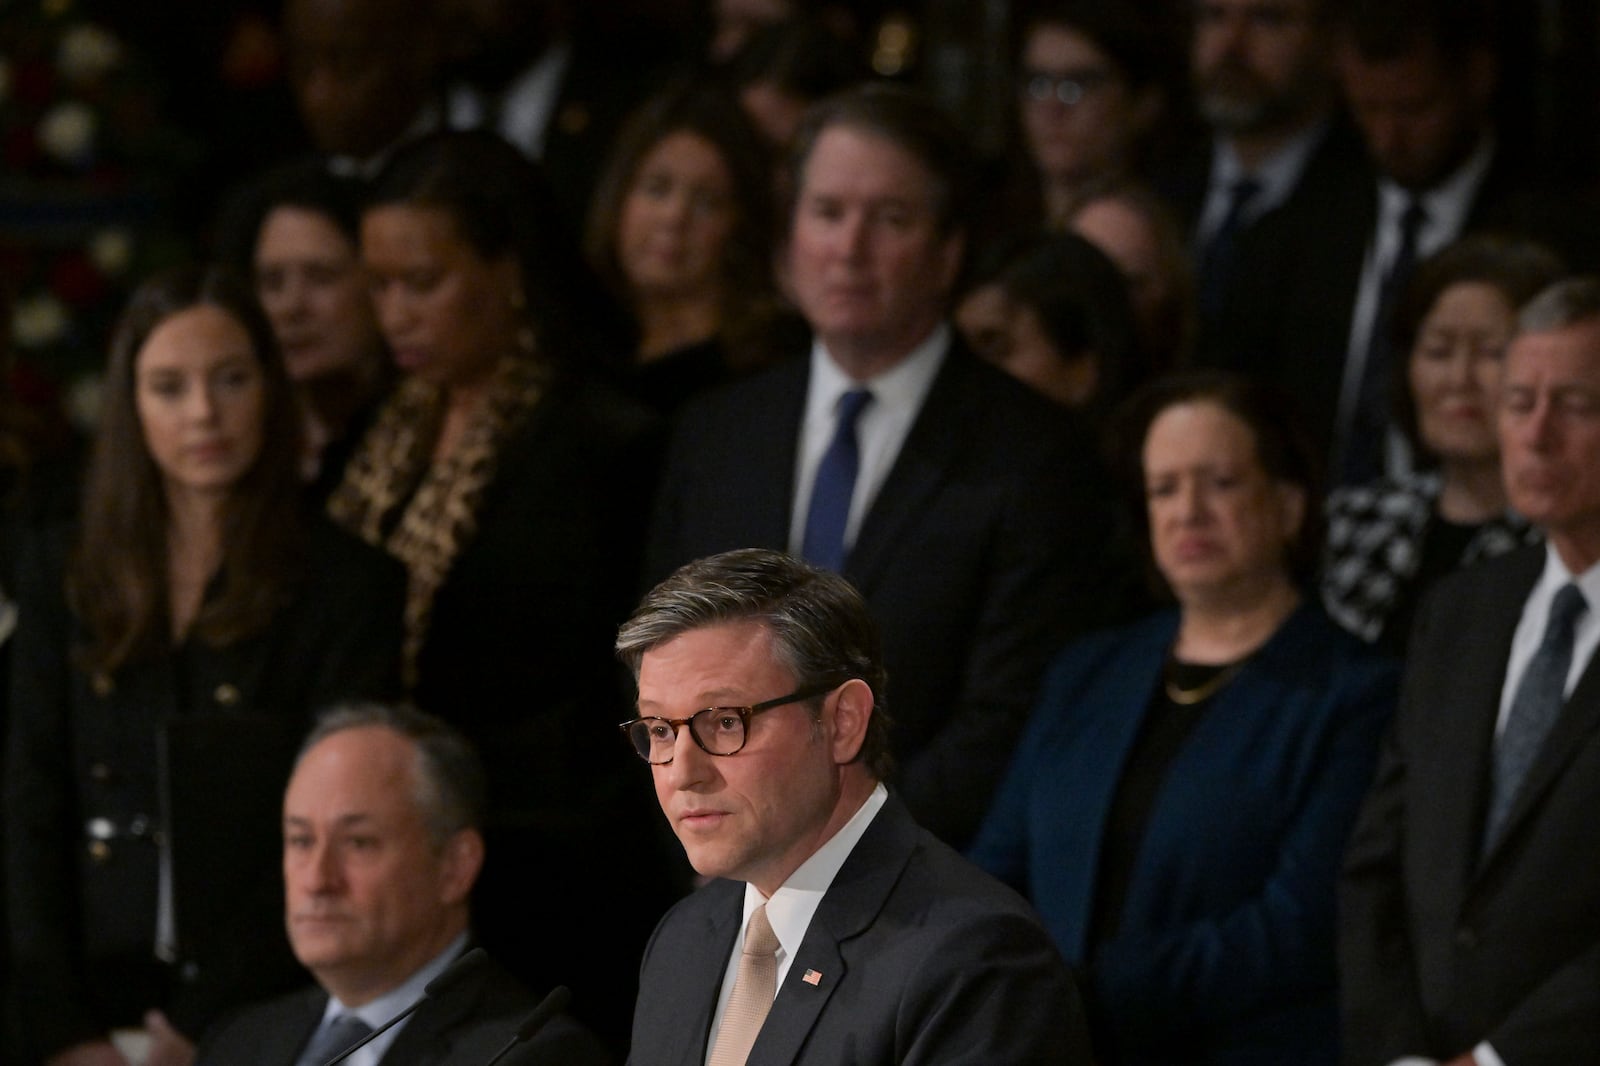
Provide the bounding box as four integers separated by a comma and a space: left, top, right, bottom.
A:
1485, 583, 1588, 851
295, 1014, 374, 1066
801, 388, 873, 572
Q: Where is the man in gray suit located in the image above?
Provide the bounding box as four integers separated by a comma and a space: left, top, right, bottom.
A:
616, 549, 1088, 1065
1340, 278, 1600, 1065
197, 705, 604, 1066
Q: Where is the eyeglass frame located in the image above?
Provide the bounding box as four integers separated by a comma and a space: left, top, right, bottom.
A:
1018, 67, 1116, 106
619, 683, 838, 764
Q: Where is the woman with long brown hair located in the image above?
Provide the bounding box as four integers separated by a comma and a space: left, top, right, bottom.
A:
5, 267, 401, 1066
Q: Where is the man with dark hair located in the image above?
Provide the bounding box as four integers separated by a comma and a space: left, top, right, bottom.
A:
645, 82, 1126, 850
196, 704, 605, 1066
1167, 0, 1372, 324
617, 548, 1089, 1065
1209, 0, 1594, 484
1340, 278, 1600, 1065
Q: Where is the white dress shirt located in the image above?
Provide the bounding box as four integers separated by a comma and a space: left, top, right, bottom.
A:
787, 328, 948, 557
702, 784, 889, 1066
1338, 135, 1496, 475
1496, 544, 1600, 732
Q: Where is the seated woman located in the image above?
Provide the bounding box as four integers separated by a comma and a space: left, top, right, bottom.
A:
584, 81, 779, 413
1323, 235, 1563, 656
328, 130, 667, 1049
956, 230, 1143, 420
219, 160, 391, 494
969, 371, 1397, 1066
5, 267, 401, 1065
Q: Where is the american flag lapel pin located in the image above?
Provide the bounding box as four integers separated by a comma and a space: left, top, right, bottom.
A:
802, 969, 823, 986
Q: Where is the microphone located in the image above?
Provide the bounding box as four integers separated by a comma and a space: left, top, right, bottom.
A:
481, 985, 572, 1066
320, 947, 490, 1066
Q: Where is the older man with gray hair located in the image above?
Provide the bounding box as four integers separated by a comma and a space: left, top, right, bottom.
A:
1340, 277, 1600, 1065
198, 704, 605, 1066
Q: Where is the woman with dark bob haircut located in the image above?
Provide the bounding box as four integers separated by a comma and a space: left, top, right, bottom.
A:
1323, 234, 1564, 654
585, 80, 779, 412
5, 266, 402, 1063
327, 129, 669, 1050
971, 370, 1397, 1065
217, 159, 391, 494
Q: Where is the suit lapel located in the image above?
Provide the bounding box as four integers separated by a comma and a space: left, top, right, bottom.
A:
843, 351, 968, 592
745, 796, 919, 1066
1436, 552, 1538, 886
1479, 576, 1600, 870
663, 888, 744, 1066
1056, 618, 1173, 962
274, 989, 330, 1066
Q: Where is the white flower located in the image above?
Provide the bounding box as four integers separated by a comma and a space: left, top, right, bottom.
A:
11, 293, 69, 349
57, 24, 123, 86
66, 372, 106, 433
89, 228, 134, 277
38, 101, 98, 165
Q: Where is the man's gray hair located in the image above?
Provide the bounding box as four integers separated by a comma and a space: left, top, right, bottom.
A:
1518, 276, 1600, 336
616, 549, 894, 779
299, 702, 488, 848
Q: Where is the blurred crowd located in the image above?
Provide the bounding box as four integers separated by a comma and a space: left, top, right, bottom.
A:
3, 0, 1600, 1063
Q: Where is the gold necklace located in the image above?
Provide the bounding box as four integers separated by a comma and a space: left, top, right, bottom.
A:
1163, 660, 1244, 706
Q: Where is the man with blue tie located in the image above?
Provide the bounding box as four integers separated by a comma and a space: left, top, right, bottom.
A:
645, 83, 1125, 848
1340, 277, 1600, 1065
196, 705, 604, 1066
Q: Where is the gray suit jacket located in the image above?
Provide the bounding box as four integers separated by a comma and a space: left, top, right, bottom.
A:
1340, 546, 1600, 1064
196, 952, 609, 1066
627, 793, 1090, 1065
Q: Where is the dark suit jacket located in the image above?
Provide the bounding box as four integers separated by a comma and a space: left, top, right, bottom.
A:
628, 793, 1089, 1065
1340, 546, 1600, 1065
196, 952, 609, 1066
1204, 139, 1594, 462
646, 341, 1130, 847
970, 605, 1397, 1065
4, 518, 403, 1059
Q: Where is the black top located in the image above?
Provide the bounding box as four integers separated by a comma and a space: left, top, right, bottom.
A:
1089, 660, 1231, 952
1376, 514, 1481, 657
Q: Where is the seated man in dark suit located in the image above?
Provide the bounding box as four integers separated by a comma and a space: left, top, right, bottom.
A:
1339, 277, 1600, 1065
615, 548, 1090, 1065
197, 704, 606, 1066
646, 82, 1128, 850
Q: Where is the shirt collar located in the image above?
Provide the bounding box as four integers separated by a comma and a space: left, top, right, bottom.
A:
740, 783, 889, 962
1377, 132, 1496, 245
1535, 542, 1600, 606
327, 931, 472, 1031
1210, 118, 1328, 217
807, 324, 948, 420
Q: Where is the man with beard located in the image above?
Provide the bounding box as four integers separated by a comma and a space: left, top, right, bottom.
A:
1204, 0, 1595, 486
1165, 0, 1371, 322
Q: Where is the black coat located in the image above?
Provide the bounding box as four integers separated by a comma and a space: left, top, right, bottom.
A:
1340, 547, 1600, 1063
197, 949, 609, 1066
646, 341, 1133, 848
4, 517, 403, 1059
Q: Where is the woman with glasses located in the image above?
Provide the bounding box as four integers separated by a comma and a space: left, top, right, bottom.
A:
970, 371, 1396, 1065
1001, 1, 1174, 232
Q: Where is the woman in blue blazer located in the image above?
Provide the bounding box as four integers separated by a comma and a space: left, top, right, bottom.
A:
971, 372, 1398, 1065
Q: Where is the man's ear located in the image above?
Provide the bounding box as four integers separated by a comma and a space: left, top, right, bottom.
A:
437, 828, 486, 906
829, 679, 874, 765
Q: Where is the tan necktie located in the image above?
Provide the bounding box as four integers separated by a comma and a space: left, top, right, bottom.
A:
708, 904, 780, 1066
